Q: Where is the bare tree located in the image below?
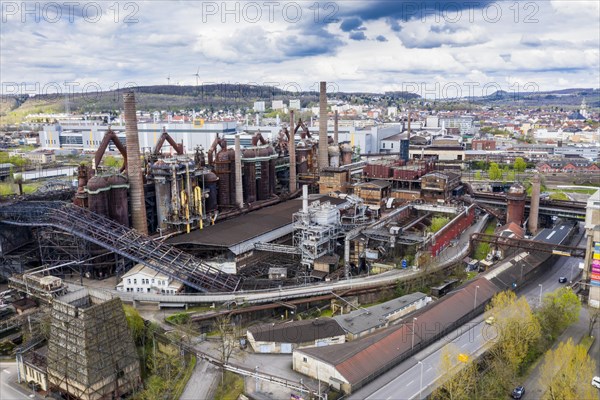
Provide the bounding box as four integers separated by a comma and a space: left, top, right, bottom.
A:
589, 308, 600, 337
215, 314, 236, 384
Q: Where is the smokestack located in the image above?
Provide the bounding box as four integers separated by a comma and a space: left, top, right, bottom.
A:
234, 134, 243, 209
302, 185, 308, 213
318, 81, 329, 170
407, 111, 411, 142
289, 110, 297, 192
528, 174, 541, 235
123, 92, 148, 235
334, 110, 339, 146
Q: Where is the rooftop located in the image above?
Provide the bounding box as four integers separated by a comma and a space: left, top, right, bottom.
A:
248, 318, 345, 343
167, 195, 346, 250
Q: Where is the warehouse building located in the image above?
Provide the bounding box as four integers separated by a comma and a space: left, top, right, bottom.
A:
247, 318, 346, 354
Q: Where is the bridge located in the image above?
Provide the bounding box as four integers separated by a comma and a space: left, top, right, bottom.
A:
470, 233, 586, 258
471, 192, 586, 220
0, 201, 241, 292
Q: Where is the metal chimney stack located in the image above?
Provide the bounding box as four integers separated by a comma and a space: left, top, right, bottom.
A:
528, 174, 541, 234
289, 110, 297, 192
123, 92, 148, 235
302, 184, 308, 213
407, 111, 411, 142
334, 110, 339, 146
234, 134, 243, 209
318, 81, 329, 170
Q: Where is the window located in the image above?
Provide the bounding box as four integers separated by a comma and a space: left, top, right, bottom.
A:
303, 357, 307, 363
382, 142, 385, 148
133, 279, 137, 284
127, 279, 131, 284
151, 279, 155, 284
391, 143, 394, 148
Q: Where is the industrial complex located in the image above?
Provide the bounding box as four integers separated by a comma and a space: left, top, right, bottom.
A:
0, 83, 598, 400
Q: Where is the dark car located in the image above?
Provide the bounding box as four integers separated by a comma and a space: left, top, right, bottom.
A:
559, 276, 567, 283
512, 386, 525, 399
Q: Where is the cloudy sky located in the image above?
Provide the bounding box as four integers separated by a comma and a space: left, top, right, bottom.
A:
1, 0, 599, 98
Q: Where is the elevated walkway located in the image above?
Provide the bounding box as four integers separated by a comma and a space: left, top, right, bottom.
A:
0, 201, 240, 292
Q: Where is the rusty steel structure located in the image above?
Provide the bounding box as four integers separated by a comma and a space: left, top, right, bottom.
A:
506, 182, 526, 226
289, 110, 297, 192
470, 233, 586, 258
123, 91, 148, 235
153, 126, 184, 156
94, 128, 127, 173
0, 201, 241, 292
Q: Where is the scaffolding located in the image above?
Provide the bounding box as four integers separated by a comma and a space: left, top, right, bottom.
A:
46, 289, 141, 400
0, 201, 241, 292
293, 200, 340, 267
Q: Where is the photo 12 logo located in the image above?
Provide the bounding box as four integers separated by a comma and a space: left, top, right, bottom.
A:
1, 2, 139, 24
200, 1, 339, 24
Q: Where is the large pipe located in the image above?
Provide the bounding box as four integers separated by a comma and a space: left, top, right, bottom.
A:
234, 134, 243, 209
334, 110, 339, 146
528, 174, 540, 234
289, 110, 297, 192
318, 81, 329, 170
123, 92, 148, 235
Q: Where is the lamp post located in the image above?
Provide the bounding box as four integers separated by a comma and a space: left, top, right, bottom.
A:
538, 284, 543, 306
474, 285, 479, 311
520, 263, 524, 282
418, 361, 424, 400
570, 262, 575, 283
412, 317, 418, 350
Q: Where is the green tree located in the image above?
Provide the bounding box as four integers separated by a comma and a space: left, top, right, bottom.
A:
513, 157, 527, 173
429, 216, 450, 233
475, 171, 482, 180
486, 291, 541, 384
488, 162, 502, 180
537, 287, 581, 340
123, 305, 145, 345
539, 338, 597, 400
431, 344, 479, 400
103, 155, 123, 169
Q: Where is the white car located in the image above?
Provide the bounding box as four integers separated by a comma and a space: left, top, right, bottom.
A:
592, 376, 600, 389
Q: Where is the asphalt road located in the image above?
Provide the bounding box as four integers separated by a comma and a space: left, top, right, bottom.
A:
354, 225, 587, 400
0, 362, 40, 400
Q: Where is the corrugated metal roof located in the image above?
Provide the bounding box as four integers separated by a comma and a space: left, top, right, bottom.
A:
248, 318, 345, 343
333, 292, 427, 335
298, 278, 500, 386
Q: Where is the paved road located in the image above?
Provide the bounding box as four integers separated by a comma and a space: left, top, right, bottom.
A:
0, 362, 41, 400
353, 224, 586, 400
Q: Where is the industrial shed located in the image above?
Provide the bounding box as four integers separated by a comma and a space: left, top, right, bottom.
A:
247, 318, 346, 354
293, 279, 500, 394
333, 292, 430, 340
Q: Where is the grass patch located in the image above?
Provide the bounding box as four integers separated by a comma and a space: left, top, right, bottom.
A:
214, 371, 244, 400
165, 312, 191, 325
171, 355, 197, 400
559, 188, 598, 195
579, 335, 594, 351
473, 219, 496, 260
549, 191, 569, 201
319, 309, 333, 318
0, 182, 40, 196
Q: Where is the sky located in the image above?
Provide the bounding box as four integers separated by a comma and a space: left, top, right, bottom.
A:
1, 0, 599, 99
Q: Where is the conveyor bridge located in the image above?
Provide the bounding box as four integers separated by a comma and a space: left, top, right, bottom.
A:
0, 201, 240, 292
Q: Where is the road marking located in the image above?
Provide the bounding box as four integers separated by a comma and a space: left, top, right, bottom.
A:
426, 366, 433, 372
2, 369, 10, 374
460, 342, 469, 348
407, 379, 414, 386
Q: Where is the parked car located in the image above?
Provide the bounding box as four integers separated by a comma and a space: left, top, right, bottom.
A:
592, 376, 600, 389
559, 276, 567, 283
512, 385, 525, 399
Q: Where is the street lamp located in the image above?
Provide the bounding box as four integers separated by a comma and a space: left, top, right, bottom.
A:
538, 284, 543, 306
520, 263, 524, 282
418, 360, 424, 400
474, 285, 480, 310
412, 317, 418, 350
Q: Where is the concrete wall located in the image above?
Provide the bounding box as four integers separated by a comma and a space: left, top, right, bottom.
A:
292, 352, 349, 387
248, 331, 345, 353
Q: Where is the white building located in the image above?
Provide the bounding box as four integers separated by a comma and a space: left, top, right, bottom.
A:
387, 107, 398, 117
272, 100, 284, 110
253, 101, 266, 112
40, 121, 237, 154
116, 264, 183, 294
289, 99, 301, 110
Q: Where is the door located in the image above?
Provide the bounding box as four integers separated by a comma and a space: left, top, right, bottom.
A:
281, 343, 292, 353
